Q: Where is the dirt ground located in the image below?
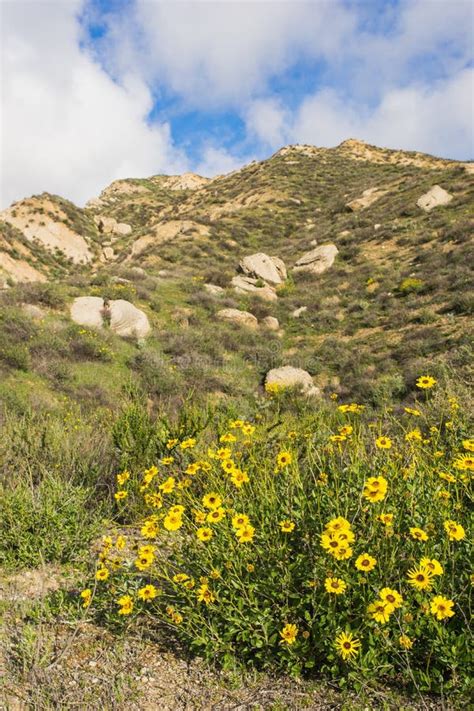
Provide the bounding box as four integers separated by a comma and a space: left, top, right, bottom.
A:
0, 566, 457, 711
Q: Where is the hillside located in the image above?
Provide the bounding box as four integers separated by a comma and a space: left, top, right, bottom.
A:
1, 140, 473, 709
0, 139, 472, 414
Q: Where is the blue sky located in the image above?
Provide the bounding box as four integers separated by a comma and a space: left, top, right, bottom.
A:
2, 0, 473, 207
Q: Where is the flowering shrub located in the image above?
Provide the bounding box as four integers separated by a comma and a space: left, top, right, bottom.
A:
81, 378, 472, 691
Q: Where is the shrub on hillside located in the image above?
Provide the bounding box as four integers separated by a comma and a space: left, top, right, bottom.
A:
81, 377, 472, 693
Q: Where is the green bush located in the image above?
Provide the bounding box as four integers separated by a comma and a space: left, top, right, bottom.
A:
83, 380, 472, 693
0, 342, 30, 370
0, 472, 103, 569
398, 277, 425, 295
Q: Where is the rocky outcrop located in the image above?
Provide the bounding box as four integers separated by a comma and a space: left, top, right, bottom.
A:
70, 296, 151, 339
162, 173, 211, 191
94, 216, 132, 236
265, 366, 320, 397
261, 316, 279, 331
293, 244, 338, 275
231, 275, 278, 301
416, 185, 453, 212
240, 253, 287, 285
0, 253, 47, 284
346, 187, 388, 211
217, 308, 258, 329
102, 247, 115, 261
1, 197, 93, 264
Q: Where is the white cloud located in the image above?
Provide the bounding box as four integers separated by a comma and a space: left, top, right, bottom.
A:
0, 0, 187, 208
193, 145, 248, 177
244, 98, 289, 148
102, 0, 355, 108
1, 0, 473, 209
290, 68, 474, 159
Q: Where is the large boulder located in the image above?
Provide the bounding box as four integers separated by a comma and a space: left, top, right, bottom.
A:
70, 296, 150, 339
293, 244, 339, 275
240, 253, 287, 285
109, 300, 151, 339
265, 366, 320, 397
70, 296, 105, 329
416, 185, 453, 212
217, 308, 258, 329
231, 275, 278, 301
94, 216, 132, 235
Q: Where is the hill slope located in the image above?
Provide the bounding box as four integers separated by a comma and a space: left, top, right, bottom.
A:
0, 139, 473, 413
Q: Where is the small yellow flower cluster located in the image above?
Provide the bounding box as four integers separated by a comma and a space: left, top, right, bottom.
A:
367, 588, 403, 624
320, 517, 354, 560
363, 475, 388, 503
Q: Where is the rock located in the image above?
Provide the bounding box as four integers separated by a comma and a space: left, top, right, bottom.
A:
339, 230, 350, 237
109, 300, 151, 339
292, 306, 307, 318
217, 308, 258, 329
70, 296, 150, 339
110, 276, 132, 285
265, 366, 320, 397
416, 185, 453, 212
163, 173, 211, 191
21, 304, 45, 319
204, 283, 225, 295
1, 197, 93, 264
261, 316, 279, 331
374, 223, 382, 230
95, 216, 132, 236
346, 187, 387, 211
0, 253, 47, 283
293, 244, 339, 275
231, 275, 278, 302
240, 253, 287, 285
115, 223, 132, 235
70, 296, 105, 329
102, 247, 115, 261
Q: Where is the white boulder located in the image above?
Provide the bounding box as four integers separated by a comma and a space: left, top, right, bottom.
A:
240, 253, 287, 285
231, 275, 278, 302
293, 244, 339, 275
109, 300, 151, 339
70, 296, 105, 330
416, 185, 453, 212
265, 366, 320, 397
261, 316, 280, 331
70, 296, 150, 339
217, 308, 258, 329
291, 306, 308, 318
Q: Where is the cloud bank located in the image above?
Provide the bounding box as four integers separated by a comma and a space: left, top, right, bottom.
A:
1, 0, 473, 208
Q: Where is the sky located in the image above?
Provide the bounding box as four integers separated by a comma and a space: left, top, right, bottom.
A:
1, 0, 473, 208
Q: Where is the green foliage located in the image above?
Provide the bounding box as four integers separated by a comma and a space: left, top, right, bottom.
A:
0, 472, 103, 569
398, 278, 425, 295
83, 380, 472, 693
